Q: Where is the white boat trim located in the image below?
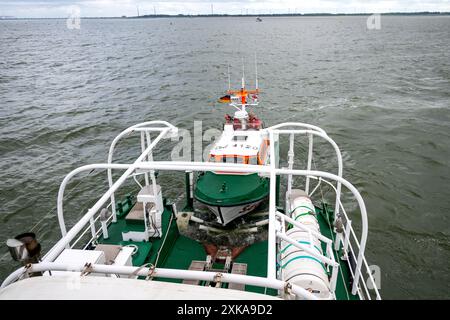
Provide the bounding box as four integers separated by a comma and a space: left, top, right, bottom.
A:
1, 121, 381, 300
0, 275, 281, 300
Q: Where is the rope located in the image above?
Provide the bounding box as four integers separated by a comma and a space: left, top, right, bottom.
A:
154, 208, 175, 267
128, 263, 152, 279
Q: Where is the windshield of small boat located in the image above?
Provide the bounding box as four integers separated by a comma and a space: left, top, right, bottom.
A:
208, 155, 258, 165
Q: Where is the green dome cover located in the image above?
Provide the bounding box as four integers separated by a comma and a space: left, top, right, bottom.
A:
194, 172, 269, 207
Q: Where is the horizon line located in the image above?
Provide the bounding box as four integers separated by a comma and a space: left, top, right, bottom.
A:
1, 11, 450, 20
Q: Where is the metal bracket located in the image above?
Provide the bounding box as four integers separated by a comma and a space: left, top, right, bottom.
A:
145, 264, 156, 281
284, 282, 292, 295
80, 263, 93, 277
20, 263, 33, 279
334, 217, 344, 233
214, 272, 223, 288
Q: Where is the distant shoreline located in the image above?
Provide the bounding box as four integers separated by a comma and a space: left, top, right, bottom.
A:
1, 12, 450, 20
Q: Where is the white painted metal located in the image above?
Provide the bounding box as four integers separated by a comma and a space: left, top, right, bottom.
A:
286, 133, 294, 207
280, 231, 331, 299
58, 127, 172, 237
48, 249, 105, 277
112, 246, 134, 267
50, 161, 372, 296
1, 263, 319, 300
2, 121, 380, 300
267, 130, 277, 280
267, 129, 343, 219
281, 195, 333, 298
106, 121, 177, 223
100, 220, 108, 239
343, 220, 352, 259
0, 276, 280, 300
305, 133, 313, 194
141, 131, 150, 186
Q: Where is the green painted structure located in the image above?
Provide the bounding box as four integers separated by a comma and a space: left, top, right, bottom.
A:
95, 194, 358, 300
195, 172, 269, 207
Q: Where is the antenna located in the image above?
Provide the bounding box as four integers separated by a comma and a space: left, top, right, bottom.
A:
241, 57, 245, 89
227, 64, 231, 91
137, 5, 140, 17
255, 53, 258, 90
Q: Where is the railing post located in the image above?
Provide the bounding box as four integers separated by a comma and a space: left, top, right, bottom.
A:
141, 131, 150, 186
287, 133, 294, 196
285, 133, 295, 214
334, 182, 342, 223
342, 220, 352, 259
305, 133, 313, 194
145, 131, 158, 194
352, 242, 367, 295
267, 130, 277, 280
89, 217, 96, 240
330, 263, 339, 294
334, 232, 342, 251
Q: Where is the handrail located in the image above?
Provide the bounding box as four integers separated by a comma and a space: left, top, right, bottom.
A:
267, 128, 343, 220
267, 130, 277, 279
107, 121, 177, 222
57, 126, 174, 238
10, 120, 380, 299
275, 211, 332, 245
46, 159, 371, 295
310, 176, 380, 299
0, 263, 321, 300
266, 122, 327, 135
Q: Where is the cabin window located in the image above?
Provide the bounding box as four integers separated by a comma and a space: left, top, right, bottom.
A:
211, 155, 254, 165
236, 156, 244, 164
248, 157, 258, 165
233, 135, 248, 142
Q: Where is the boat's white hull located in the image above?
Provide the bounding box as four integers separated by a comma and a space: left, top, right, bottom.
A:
207, 200, 264, 225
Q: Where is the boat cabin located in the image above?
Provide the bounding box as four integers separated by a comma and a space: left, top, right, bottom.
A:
208, 124, 269, 169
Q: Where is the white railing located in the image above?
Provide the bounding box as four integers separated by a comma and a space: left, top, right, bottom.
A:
47, 163, 377, 299
264, 124, 344, 284
310, 176, 381, 300
265, 124, 380, 300
1, 122, 380, 300
265, 123, 343, 220
0, 262, 319, 300
106, 121, 178, 223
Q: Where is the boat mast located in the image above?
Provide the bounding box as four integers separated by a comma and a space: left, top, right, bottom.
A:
255, 53, 258, 91
241, 57, 246, 112
228, 64, 231, 91
222, 57, 260, 130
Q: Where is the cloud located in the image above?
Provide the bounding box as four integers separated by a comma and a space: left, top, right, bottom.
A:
0, 0, 449, 18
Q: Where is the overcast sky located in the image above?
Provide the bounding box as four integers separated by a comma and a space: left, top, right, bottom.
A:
1, 0, 450, 18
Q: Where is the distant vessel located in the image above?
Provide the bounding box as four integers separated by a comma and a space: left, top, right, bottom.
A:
0, 62, 381, 300
194, 66, 268, 225
256, 17, 263, 22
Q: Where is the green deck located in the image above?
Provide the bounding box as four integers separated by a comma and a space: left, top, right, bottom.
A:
97, 195, 357, 299
98, 196, 201, 270
315, 204, 359, 300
